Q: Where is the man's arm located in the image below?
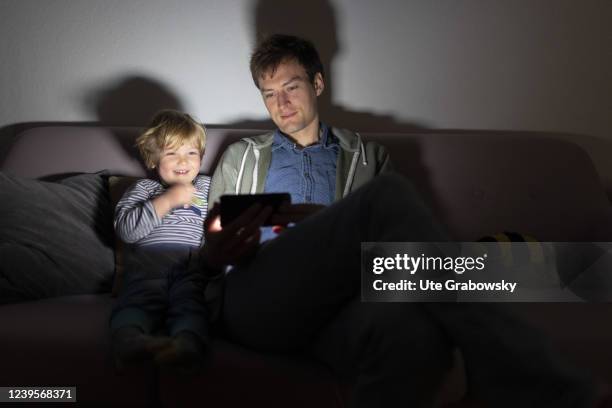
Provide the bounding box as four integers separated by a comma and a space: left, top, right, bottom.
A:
378, 144, 393, 174
209, 142, 245, 206
372, 141, 393, 174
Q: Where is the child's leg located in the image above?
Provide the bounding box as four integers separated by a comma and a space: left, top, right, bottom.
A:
165, 249, 208, 342
110, 249, 174, 366
157, 250, 209, 372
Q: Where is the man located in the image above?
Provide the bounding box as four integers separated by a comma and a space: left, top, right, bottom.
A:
209, 35, 389, 212
205, 34, 453, 408
202, 34, 607, 408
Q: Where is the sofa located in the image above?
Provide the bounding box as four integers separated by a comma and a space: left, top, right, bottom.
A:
1, 125, 611, 407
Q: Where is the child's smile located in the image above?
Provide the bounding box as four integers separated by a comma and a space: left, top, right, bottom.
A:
158, 141, 201, 185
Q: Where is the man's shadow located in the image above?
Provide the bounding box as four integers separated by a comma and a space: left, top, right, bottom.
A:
225, 0, 440, 213
231, 0, 429, 133
227, 0, 612, 211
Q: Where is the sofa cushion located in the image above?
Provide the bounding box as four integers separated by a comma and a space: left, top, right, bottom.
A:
158, 339, 346, 408
0, 294, 156, 407
0, 172, 115, 303
108, 175, 140, 296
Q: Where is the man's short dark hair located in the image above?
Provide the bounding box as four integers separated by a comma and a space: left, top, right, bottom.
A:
250, 34, 325, 89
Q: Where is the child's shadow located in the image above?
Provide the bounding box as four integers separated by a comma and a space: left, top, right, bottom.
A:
87, 76, 185, 127
85, 75, 186, 167
0, 75, 185, 170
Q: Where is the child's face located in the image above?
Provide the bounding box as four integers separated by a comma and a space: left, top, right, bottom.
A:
157, 141, 202, 185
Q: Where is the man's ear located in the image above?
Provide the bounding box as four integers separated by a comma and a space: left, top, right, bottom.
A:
314, 73, 324, 96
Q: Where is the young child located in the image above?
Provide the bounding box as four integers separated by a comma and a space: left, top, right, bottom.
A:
110, 109, 210, 374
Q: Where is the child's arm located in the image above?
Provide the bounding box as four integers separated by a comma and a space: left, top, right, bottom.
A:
114, 180, 162, 243
151, 184, 195, 218
114, 180, 196, 243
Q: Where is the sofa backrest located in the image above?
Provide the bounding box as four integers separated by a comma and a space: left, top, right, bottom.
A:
1, 126, 609, 241
375, 133, 610, 241
0, 126, 254, 178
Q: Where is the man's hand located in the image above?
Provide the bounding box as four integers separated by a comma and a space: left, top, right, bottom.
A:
201, 202, 273, 271
152, 184, 196, 218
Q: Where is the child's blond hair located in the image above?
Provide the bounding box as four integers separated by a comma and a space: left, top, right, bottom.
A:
136, 110, 206, 169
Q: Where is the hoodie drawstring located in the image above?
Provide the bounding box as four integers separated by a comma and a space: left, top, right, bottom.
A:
251, 148, 260, 194
358, 134, 368, 166
236, 143, 251, 194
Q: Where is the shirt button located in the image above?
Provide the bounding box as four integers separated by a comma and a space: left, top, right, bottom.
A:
305, 172, 310, 177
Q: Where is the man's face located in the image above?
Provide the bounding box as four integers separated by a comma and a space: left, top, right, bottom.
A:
258, 59, 324, 140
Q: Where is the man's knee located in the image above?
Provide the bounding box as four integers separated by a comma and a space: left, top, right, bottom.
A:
367, 303, 452, 365
357, 303, 453, 403
313, 301, 452, 372
367, 172, 413, 196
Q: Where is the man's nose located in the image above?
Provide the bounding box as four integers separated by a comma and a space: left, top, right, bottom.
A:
277, 90, 289, 107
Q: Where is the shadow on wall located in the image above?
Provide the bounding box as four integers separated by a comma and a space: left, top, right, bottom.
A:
230, 0, 429, 133
83, 75, 187, 166
231, 0, 612, 204
224, 0, 437, 209
0, 75, 185, 168
84, 76, 184, 126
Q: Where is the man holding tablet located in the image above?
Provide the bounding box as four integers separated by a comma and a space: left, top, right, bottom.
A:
203, 34, 607, 408
209, 34, 390, 237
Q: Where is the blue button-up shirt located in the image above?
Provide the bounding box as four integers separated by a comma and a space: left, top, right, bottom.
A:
261, 123, 339, 240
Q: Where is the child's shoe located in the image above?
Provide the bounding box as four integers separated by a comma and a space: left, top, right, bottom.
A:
112, 326, 172, 372
154, 330, 209, 376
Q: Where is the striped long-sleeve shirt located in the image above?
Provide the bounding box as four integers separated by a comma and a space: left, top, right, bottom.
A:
114, 175, 210, 248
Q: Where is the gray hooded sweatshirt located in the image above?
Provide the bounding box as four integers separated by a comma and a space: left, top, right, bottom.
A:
209, 127, 391, 205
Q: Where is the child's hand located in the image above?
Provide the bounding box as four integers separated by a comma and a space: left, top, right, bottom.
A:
152, 184, 195, 218
164, 184, 196, 209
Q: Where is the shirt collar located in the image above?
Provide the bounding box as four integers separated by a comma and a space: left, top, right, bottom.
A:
271, 129, 294, 151
272, 123, 338, 151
